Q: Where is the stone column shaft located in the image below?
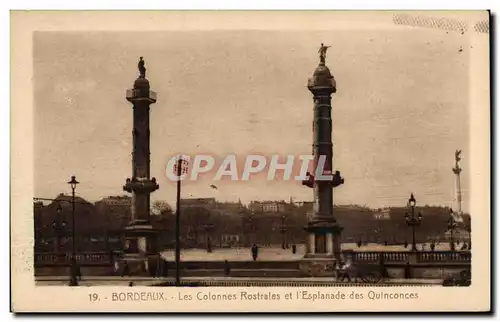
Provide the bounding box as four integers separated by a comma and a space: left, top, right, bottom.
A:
312, 95, 334, 221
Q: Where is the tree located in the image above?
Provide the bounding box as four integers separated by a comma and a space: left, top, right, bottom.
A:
181, 206, 212, 247
152, 200, 173, 216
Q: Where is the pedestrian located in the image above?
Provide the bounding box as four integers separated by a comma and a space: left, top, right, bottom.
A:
251, 244, 258, 261
404, 260, 411, 279
74, 262, 82, 281
338, 258, 353, 282
292, 244, 297, 254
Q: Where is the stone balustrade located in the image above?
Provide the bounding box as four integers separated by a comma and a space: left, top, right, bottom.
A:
417, 251, 471, 262
346, 251, 471, 263
35, 251, 121, 266
35, 250, 471, 268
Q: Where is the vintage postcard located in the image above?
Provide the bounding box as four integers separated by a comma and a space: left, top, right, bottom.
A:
11, 10, 490, 312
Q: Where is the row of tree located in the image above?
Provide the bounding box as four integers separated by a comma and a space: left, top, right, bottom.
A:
34, 194, 471, 252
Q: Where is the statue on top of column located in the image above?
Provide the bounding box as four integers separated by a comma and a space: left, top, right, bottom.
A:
318, 43, 330, 64
453, 149, 462, 174
138, 56, 146, 78
455, 149, 462, 166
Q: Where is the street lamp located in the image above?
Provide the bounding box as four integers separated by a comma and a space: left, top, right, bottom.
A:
405, 193, 423, 252
203, 222, 214, 253
447, 210, 458, 251
246, 215, 254, 247
52, 203, 67, 255
173, 157, 189, 286
67, 175, 79, 286
280, 214, 287, 249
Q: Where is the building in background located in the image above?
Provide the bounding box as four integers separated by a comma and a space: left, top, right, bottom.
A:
249, 200, 287, 213
373, 208, 391, 220
180, 198, 217, 209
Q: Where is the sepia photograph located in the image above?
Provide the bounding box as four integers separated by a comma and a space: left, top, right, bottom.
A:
11, 10, 490, 312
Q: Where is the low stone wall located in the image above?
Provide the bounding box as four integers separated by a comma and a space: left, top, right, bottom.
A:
386, 264, 470, 279
163, 260, 300, 270
35, 265, 115, 277
34, 250, 471, 280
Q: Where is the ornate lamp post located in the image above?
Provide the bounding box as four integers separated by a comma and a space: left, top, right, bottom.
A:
405, 193, 423, 252
67, 175, 79, 286
201, 209, 214, 253
245, 215, 255, 247
447, 210, 458, 251
52, 203, 67, 255
280, 214, 287, 249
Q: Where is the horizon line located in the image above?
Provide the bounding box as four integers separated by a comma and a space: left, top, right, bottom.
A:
34, 193, 462, 211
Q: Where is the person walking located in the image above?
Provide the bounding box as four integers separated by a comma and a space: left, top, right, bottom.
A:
251, 244, 259, 261
338, 258, 353, 282
76, 264, 82, 281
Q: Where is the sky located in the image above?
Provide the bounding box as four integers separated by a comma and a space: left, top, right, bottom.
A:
34, 28, 470, 211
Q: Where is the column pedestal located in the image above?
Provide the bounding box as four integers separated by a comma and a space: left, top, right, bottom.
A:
308, 233, 316, 254
299, 221, 343, 277
326, 233, 333, 255
121, 223, 160, 276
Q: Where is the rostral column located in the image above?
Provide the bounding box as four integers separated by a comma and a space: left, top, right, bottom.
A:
122, 57, 160, 273
300, 44, 344, 277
